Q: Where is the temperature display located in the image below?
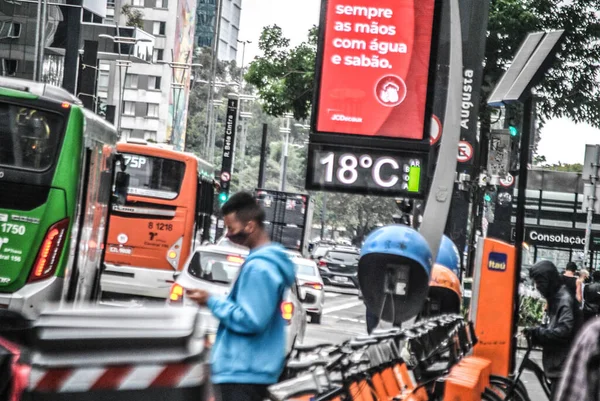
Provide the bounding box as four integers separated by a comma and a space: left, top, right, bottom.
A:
306, 145, 427, 197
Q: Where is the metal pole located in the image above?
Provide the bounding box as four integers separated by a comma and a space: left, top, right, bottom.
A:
419, 0, 463, 261
257, 123, 268, 188
282, 131, 289, 191
584, 145, 599, 269
37, 0, 48, 81
320, 194, 327, 240
33, 0, 43, 81
513, 94, 535, 371
206, 0, 224, 163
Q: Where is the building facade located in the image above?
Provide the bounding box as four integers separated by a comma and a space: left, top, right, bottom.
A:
101, 0, 197, 148
195, 0, 241, 61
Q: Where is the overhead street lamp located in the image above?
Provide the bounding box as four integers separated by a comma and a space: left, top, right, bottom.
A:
236, 39, 252, 87
98, 33, 152, 137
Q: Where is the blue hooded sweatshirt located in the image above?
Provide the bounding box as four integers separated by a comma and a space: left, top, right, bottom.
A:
206, 243, 296, 385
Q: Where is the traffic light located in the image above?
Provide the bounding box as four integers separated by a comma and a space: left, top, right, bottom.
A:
218, 192, 229, 205
509, 125, 519, 137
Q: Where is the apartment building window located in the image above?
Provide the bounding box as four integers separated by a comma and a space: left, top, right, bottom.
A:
1, 59, 18, 76
97, 71, 109, 91
132, 0, 144, 6
153, 21, 166, 36
122, 101, 135, 116
153, 49, 164, 62
124, 74, 138, 89
107, 0, 115, 8
146, 103, 159, 118
148, 76, 161, 90
121, 129, 133, 139
155, 0, 168, 8
145, 131, 157, 141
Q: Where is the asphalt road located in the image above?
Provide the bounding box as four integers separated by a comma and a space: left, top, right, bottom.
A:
301, 286, 368, 346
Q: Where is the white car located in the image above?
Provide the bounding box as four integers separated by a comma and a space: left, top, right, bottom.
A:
292, 256, 325, 324
167, 244, 307, 353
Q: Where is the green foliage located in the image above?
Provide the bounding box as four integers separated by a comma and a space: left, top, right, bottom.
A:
483, 0, 600, 128
245, 25, 317, 120
121, 4, 144, 29
518, 295, 545, 327
247, 1, 600, 129
537, 161, 584, 173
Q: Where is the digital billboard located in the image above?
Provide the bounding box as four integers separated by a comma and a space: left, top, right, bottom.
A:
313, 0, 436, 140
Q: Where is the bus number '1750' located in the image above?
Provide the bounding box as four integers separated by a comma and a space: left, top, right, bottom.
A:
1, 223, 25, 235
148, 222, 173, 231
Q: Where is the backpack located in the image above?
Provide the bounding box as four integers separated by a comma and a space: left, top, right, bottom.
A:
583, 283, 600, 316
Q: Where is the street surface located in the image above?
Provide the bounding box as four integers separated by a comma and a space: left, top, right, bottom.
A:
302, 287, 367, 345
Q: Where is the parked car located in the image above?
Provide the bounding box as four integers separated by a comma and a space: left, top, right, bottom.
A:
318, 247, 361, 288
167, 244, 308, 354
292, 256, 324, 324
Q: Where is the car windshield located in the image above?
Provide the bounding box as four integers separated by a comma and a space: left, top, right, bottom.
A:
120, 154, 185, 200
189, 251, 245, 284
326, 251, 359, 264
297, 264, 317, 276
0, 103, 65, 171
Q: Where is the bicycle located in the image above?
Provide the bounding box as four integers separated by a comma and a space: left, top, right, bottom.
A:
269, 315, 501, 401
490, 333, 550, 401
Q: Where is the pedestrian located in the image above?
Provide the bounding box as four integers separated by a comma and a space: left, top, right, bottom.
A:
554, 318, 600, 401
576, 269, 589, 305
186, 192, 296, 401
524, 260, 581, 399
582, 270, 600, 322
562, 261, 578, 301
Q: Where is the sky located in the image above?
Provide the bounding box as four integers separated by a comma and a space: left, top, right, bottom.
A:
236, 1, 600, 165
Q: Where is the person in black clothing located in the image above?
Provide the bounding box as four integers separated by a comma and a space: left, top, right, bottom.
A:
525, 260, 581, 399
562, 262, 578, 301
582, 270, 600, 322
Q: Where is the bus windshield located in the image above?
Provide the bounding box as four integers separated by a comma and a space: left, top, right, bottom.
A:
0, 103, 64, 171
122, 154, 185, 200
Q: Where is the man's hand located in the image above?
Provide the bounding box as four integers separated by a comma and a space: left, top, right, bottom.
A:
186, 289, 210, 306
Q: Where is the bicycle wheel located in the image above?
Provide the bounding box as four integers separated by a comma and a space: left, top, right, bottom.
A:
490, 375, 530, 401
483, 388, 505, 401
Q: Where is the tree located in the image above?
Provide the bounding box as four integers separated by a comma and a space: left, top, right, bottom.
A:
483, 0, 600, 128
245, 25, 317, 120
247, 2, 600, 128
121, 4, 144, 29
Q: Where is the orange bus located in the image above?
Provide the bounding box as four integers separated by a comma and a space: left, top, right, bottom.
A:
101, 139, 215, 300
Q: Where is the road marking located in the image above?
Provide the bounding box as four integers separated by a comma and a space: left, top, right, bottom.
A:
328, 315, 365, 324
323, 300, 364, 315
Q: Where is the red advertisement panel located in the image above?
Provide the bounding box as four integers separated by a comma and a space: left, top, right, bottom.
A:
315, 0, 436, 140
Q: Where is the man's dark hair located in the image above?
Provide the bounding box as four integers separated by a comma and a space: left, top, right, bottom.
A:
566, 262, 578, 272
592, 270, 600, 283
221, 192, 265, 228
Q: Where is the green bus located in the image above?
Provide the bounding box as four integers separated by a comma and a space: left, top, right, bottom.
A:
0, 77, 120, 317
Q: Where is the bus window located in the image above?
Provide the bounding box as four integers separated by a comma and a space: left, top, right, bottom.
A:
0, 103, 64, 171
120, 154, 185, 200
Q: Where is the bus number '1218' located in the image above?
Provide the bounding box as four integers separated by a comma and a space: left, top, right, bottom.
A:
148, 222, 173, 231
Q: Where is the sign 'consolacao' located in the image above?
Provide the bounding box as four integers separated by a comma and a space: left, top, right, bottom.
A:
314, 0, 436, 140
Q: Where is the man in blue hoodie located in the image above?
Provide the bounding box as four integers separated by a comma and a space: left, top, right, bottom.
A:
187, 192, 296, 401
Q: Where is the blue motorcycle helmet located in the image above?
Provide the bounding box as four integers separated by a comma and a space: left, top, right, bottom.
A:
358, 225, 433, 325
436, 235, 461, 277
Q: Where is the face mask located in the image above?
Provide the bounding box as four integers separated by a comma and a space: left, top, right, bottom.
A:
227, 229, 249, 245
